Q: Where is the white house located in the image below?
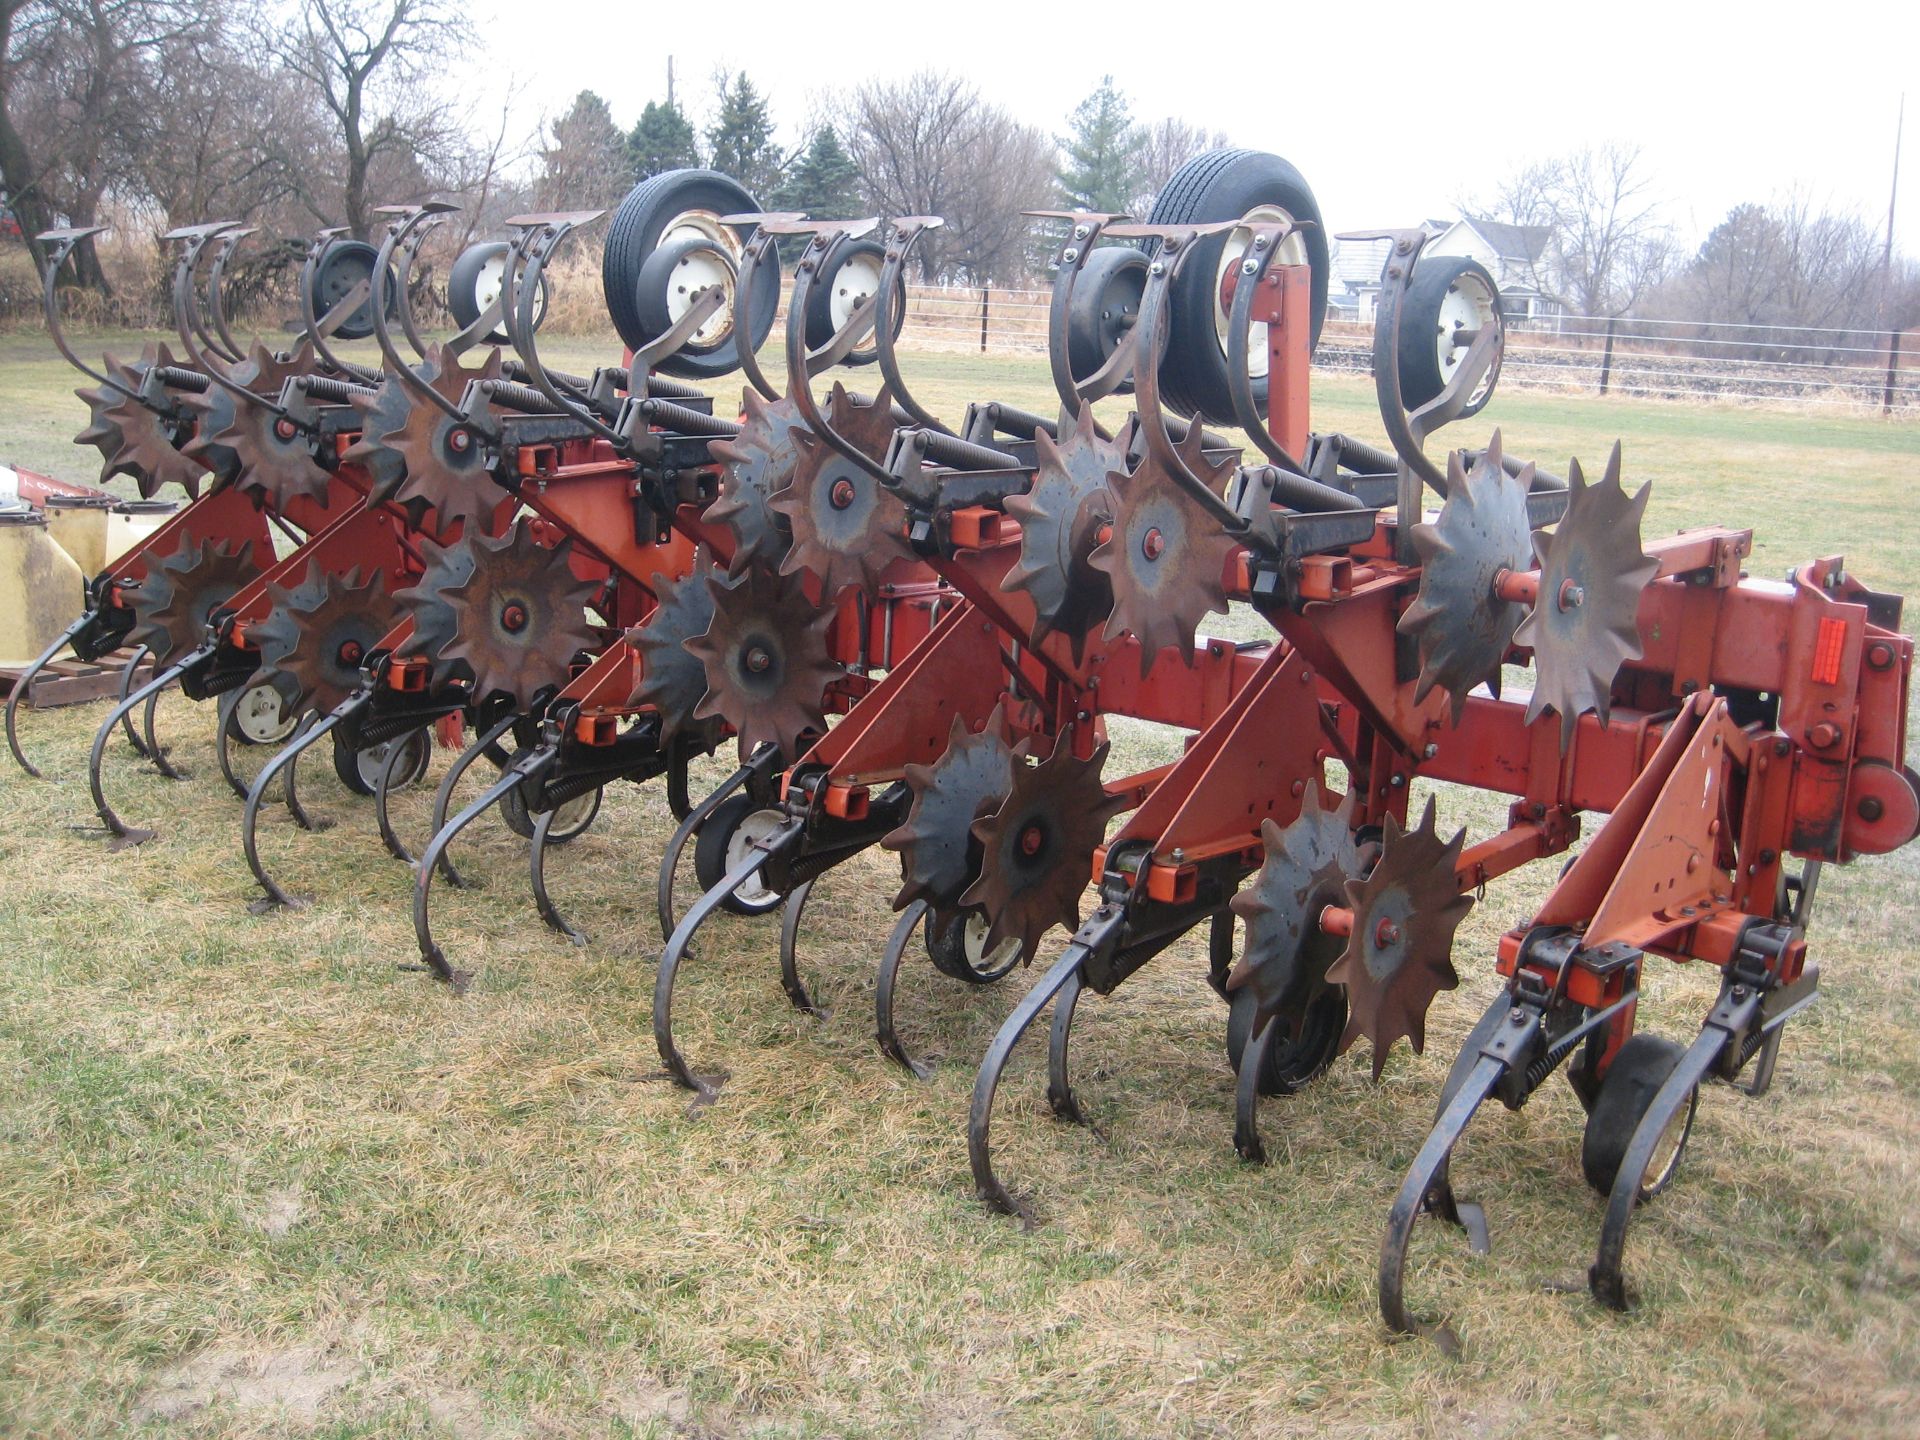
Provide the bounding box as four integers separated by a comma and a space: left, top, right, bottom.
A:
1426, 218, 1559, 325
1329, 217, 1560, 327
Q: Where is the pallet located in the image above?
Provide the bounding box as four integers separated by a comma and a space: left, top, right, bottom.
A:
0, 648, 151, 709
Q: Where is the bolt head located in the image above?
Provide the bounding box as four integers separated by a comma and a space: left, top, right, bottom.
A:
744, 645, 772, 675
1141, 527, 1166, 561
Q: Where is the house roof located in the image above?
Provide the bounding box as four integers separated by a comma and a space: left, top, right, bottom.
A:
1462, 217, 1552, 264
1331, 236, 1393, 286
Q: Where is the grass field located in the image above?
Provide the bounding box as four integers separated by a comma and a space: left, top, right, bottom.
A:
2, 327, 1919, 1437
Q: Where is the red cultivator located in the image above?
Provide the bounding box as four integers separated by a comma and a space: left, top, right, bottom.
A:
14, 150, 1915, 1343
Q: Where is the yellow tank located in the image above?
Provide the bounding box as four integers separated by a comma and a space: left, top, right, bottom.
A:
43, 496, 176, 577
0, 511, 87, 668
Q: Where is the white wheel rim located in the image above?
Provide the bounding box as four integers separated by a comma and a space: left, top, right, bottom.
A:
662, 210, 741, 349
1434, 273, 1500, 403
472, 252, 506, 319
830, 252, 883, 336
962, 911, 1020, 973
234, 683, 297, 744
726, 807, 786, 905
357, 733, 422, 790
546, 788, 599, 836
1212, 204, 1307, 382
1638, 1090, 1694, 1197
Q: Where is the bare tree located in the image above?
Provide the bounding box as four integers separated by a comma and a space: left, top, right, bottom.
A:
1477, 143, 1674, 317
1132, 116, 1229, 216
1, 0, 215, 287
1651, 194, 1899, 358
274, 0, 461, 239
844, 71, 1055, 284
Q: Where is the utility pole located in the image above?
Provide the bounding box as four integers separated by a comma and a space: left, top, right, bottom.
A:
667, 56, 676, 110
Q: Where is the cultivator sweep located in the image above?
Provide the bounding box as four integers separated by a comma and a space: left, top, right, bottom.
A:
14, 150, 1915, 1345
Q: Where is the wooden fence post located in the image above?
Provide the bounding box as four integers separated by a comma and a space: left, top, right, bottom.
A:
1597, 315, 1618, 396
1884, 330, 1903, 415
979, 289, 990, 353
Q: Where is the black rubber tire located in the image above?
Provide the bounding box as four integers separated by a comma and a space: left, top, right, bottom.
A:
448, 241, 549, 344
309, 239, 394, 342
923, 907, 1022, 985
1580, 1032, 1696, 1200
332, 726, 430, 797
601, 169, 776, 378
1146, 149, 1330, 425
1066, 244, 1148, 391
802, 237, 900, 367
500, 781, 602, 843
1225, 980, 1348, 1097
692, 793, 785, 916
1396, 255, 1503, 419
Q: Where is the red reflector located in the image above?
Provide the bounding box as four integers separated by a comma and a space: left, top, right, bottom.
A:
1811, 618, 1847, 686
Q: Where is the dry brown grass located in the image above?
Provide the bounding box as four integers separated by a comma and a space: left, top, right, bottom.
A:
1, 332, 1918, 1436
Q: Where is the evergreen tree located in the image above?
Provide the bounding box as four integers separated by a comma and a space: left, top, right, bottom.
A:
704, 72, 784, 202
627, 99, 700, 180
537, 90, 630, 209
773, 125, 861, 221
1056, 76, 1143, 214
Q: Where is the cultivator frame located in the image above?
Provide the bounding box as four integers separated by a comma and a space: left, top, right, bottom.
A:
12, 149, 1913, 1347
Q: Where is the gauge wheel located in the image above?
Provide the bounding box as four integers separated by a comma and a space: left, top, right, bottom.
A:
333, 726, 431, 797
692, 793, 787, 915
924, 906, 1023, 984
448, 240, 550, 344
227, 680, 300, 746
602, 169, 777, 379
1066, 243, 1149, 392
309, 238, 396, 342
1146, 148, 1330, 425
1581, 1032, 1697, 1202
501, 780, 602, 843
1225, 973, 1348, 1096
802, 238, 902, 367
1397, 255, 1503, 419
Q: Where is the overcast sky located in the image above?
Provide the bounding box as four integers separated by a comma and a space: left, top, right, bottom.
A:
469, 0, 1918, 258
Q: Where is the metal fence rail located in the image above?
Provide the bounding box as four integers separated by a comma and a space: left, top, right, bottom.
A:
889, 284, 1920, 414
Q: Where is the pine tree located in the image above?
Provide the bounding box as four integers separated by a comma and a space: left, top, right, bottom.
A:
774, 126, 861, 221
537, 91, 631, 209
704, 72, 785, 202
628, 99, 700, 180
1056, 76, 1143, 214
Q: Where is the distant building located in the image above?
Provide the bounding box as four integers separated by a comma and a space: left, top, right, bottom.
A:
1329, 217, 1561, 326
